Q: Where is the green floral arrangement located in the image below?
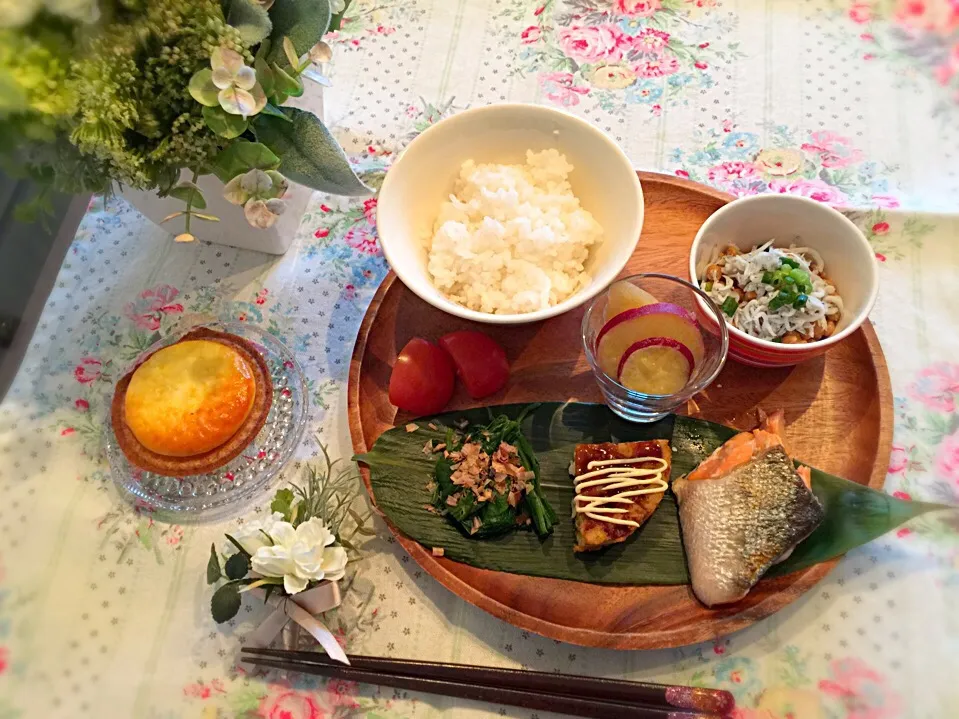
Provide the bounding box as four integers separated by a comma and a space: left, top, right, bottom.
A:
0, 0, 361, 238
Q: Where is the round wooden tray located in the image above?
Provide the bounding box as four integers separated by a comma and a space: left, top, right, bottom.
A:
348, 172, 893, 649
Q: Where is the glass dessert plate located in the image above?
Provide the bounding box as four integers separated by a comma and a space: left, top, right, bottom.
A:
104, 322, 308, 522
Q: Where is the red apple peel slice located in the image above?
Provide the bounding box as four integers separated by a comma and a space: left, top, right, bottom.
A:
595, 303, 704, 377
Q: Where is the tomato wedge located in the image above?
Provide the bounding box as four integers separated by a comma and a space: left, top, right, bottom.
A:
388, 338, 455, 415
438, 330, 509, 399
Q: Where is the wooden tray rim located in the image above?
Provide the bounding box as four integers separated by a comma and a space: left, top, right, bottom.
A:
348, 171, 894, 649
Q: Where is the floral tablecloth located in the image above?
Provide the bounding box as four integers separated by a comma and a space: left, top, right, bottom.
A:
2, 1, 959, 718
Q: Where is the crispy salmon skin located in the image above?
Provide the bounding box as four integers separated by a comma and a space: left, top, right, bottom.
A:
673, 411, 825, 607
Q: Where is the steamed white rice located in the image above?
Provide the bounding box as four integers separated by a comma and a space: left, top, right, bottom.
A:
426, 149, 603, 315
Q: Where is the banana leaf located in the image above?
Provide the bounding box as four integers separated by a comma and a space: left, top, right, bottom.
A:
355, 402, 948, 585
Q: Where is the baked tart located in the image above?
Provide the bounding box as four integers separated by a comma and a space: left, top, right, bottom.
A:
111, 327, 273, 477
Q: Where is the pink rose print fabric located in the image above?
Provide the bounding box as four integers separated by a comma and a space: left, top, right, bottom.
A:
248, 680, 364, 719
935, 431, 959, 486
258, 690, 323, 719
344, 228, 379, 255
617, 0, 662, 17
521, 24, 543, 43
842, 0, 959, 111
325, 679, 361, 709
870, 194, 901, 209
361, 197, 377, 225
504, 0, 738, 113
326, 2, 424, 49
557, 24, 627, 63
539, 71, 590, 105
302, 186, 390, 301
633, 53, 681, 78
183, 679, 226, 699
818, 658, 902, 719
849, 1, 873, 24
888, 444, 910, 474
670, 123, 899, 208
767, 178, 850, 205
909, 362, 959, 413
74, 357, 102, 384
892, 362, 959, 509
800, 131, 866, 169
124, 285, 184, 331
344, 200, 380, 255
706, 161, 759, 183
702, 651, 904, 718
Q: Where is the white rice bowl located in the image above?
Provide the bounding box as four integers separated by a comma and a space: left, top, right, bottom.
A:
426, 149, 604, 315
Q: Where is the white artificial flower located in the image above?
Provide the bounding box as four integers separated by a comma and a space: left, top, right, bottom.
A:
243, 198, 286, 229
230, 511, 285, 555
250, 517, 348, 595
211, 48, 257, 91
210, 48, 265, 118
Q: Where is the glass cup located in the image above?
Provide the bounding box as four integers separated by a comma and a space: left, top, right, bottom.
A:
581, 273, 729, 423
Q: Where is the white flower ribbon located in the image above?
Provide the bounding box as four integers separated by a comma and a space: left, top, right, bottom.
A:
245, 581, 349, 665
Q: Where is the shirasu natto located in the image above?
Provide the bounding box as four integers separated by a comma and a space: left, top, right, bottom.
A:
703, 240, 843, 341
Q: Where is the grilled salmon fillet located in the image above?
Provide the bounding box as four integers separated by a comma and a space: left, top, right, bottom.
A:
673, 411, 825, 607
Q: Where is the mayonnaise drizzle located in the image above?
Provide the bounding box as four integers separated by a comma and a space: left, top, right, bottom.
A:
573, 457, 669, 527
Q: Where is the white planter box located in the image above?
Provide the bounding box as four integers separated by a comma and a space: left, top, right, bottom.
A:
119, 174, 312, 255
120, 87, 326, 255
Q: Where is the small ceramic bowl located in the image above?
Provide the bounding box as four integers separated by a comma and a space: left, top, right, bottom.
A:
376, 103, 644, 325
689, 194, 879, 367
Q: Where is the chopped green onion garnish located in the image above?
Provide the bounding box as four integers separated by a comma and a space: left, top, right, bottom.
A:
721, 296, 739, 317
793, 293, 808, 309
789, 268, 812, 293
704, 281, 713, 292
762, 271, 774, 285
780, 257, 800, 269
768, 291, 793, 311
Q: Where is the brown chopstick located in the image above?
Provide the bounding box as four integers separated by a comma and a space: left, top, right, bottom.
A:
240, 647, 733, 718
